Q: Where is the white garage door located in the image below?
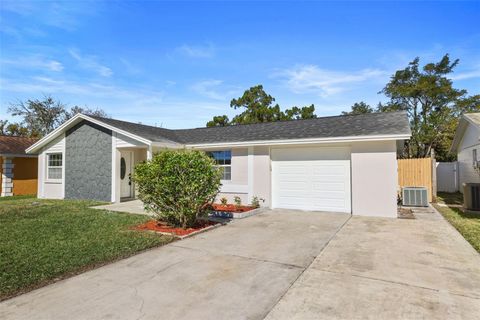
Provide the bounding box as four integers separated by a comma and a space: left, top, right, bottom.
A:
271, 147, 351, 213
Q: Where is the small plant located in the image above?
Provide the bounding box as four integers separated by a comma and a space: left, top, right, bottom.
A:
220, 197, 228, 205
251, 196, 264, 208
233, 196, 242, 208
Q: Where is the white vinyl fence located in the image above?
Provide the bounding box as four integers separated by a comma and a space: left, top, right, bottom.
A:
436, 162, 458, 193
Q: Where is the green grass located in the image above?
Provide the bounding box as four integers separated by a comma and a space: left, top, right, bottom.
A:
0, 194, 36, 202
0, 197, 173, 300
435, 192, 480, 253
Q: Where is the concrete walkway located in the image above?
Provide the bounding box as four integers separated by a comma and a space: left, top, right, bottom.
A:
1, 207, 480, 319
92, 199, 152, 216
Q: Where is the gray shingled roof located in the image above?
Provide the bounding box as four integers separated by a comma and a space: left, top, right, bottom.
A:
91, 111, 410, 145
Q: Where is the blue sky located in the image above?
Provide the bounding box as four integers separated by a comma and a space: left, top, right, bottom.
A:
1, 1, 479, 129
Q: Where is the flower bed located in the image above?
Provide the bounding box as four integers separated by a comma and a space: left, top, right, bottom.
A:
133, 219, 218, 237
212, 203, 256, 213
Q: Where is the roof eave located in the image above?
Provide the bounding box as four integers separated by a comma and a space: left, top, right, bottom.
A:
186, 133, 411, 149
450, 117, 470, 153
0, 153, 38, 158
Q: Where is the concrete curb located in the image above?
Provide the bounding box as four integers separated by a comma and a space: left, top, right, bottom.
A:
209, 207, 269, 219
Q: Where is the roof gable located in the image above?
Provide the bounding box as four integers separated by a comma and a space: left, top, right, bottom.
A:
450, 113, 480, 153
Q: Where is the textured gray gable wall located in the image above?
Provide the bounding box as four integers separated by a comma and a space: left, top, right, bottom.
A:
65, 121, 112, 201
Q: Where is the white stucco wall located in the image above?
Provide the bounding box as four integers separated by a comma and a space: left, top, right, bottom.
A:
252, 146, 271, 207
38, 134, 65, 199
351, 140, 398, 217
457, 123, 480, 191
215, 147, 249, 205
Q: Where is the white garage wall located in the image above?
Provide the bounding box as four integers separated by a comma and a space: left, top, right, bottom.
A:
351, 141, 398, 217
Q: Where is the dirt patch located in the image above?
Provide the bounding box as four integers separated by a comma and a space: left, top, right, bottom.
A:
398, 207, 415, 219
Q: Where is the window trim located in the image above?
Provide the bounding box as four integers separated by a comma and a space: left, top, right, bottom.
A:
207, 150, 232, 181
45, 152, 63, 183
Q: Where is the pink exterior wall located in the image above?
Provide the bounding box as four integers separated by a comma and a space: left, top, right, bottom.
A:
253, 146, 271, 207
351, 141, 398, 217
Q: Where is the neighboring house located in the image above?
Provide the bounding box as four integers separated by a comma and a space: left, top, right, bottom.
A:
0, 135, 38, 197
450, 112, 480, 192
26, 111, 411, 217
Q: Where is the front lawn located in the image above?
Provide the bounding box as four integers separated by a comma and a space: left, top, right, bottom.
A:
0, 197, 174, 301
434, 192, 480, 253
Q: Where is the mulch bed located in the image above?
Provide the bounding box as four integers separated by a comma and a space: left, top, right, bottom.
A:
212, 203, 256, 213
133, 219, 217, 236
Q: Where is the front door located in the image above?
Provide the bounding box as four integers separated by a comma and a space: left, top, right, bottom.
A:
120, 151, 133, 198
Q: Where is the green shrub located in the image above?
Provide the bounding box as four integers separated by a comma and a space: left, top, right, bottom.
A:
134, 149, 222, 228
234, 196, 242, 208
252, 196, 263, 208
220, 197, 228, 205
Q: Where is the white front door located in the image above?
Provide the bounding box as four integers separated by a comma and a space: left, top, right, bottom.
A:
120, 151, 133, 198
271, 147, 351, 213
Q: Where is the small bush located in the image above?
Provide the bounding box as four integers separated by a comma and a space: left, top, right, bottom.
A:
220, 197, 228, 205
134, 149, 222, 228
251, 196, 264, 208
234, 196, 242, 208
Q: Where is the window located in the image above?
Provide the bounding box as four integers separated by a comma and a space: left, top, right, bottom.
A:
207, 150, 231, 180
47, 153, 63, 180
474, 149, 478, 166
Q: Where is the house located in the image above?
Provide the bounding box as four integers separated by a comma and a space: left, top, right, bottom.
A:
0, 135, 38, 197
26, 111, 411, 217
450, 112, 480, 191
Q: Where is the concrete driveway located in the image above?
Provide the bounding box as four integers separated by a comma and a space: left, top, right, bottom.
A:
1, 208, 480, 320
0, 209, 350, 320
265, 208, 480, 319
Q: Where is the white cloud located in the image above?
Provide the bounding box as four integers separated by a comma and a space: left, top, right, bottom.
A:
69, 49, 112, 77
451, 67, 480, 81
274, 65, 387, 97
191, 79, 225, 100
191, 79, 240, 101
176, 44, 215, 58
1, 56, 64, 72
0, 76, 164, 101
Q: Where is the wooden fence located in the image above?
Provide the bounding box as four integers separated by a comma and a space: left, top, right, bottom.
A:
398, 157, 435, 202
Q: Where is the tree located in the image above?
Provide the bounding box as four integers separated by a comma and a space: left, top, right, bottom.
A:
206, 85, 317, 126
134, 150, 222, 228
7, 96, 109, 137
206, 115, 230, 127
0, 120, 30, 137
380, 54, 480, 161
8, 96, 66, 137
283, 104, 317, 120
64, 106, 110, 120
341, 102, 374, 115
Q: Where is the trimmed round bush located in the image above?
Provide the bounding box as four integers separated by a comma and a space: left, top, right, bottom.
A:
134, 149, 222, 228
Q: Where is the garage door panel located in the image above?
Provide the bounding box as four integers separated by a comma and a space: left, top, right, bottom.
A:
272, 147, 351, 213
277, 181, 310, 190
311, 182, 348, 192
311, 164, 347, 176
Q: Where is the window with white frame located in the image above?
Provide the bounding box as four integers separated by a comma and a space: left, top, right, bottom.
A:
206, 150, 231, 180
47, 153, 63, 180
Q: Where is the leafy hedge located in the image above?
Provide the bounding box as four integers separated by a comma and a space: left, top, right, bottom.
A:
134, 150, 222, 228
